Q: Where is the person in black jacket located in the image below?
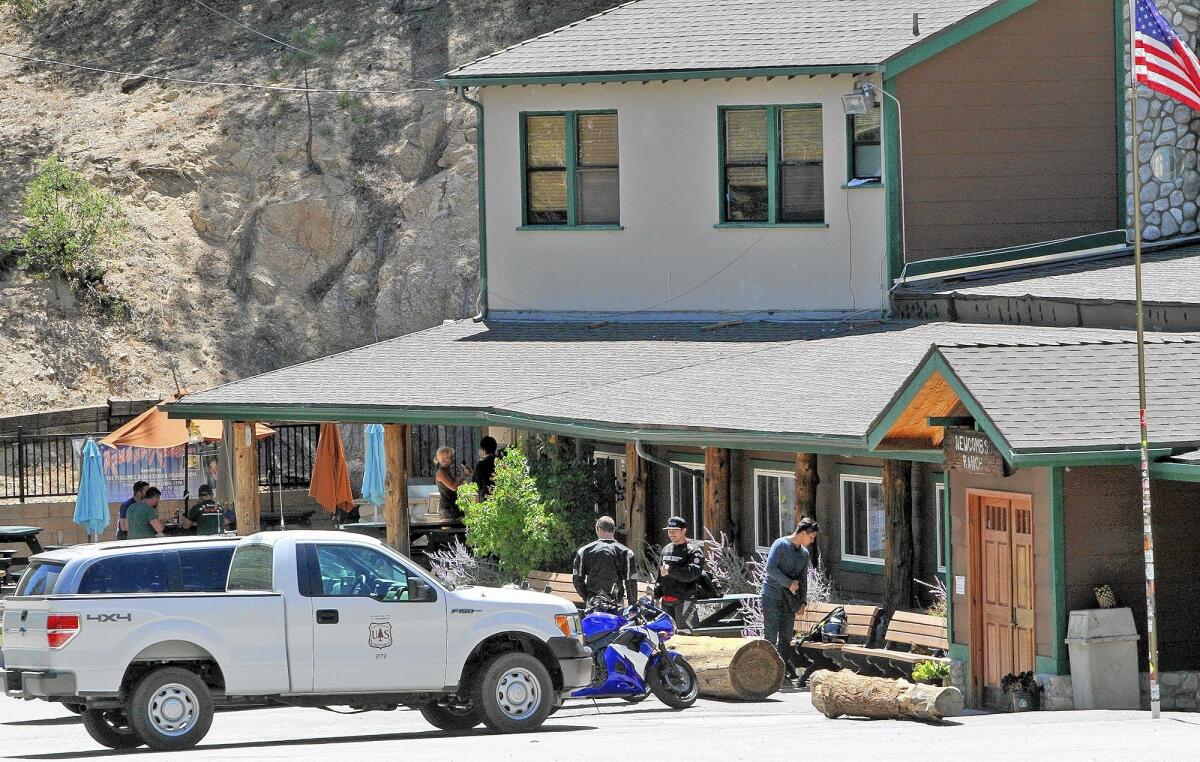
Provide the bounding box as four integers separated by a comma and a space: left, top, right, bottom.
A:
657, 516, 704, 631
572, 516, 639, 607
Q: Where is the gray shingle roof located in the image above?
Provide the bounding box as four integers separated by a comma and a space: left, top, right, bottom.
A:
444, 0, 1001, 79
939, 341, 1200, 451
901, 245, 1200, 305
168, 319, 1200, 451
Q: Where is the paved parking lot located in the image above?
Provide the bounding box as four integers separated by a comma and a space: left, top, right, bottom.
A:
2, 687, 1198, 760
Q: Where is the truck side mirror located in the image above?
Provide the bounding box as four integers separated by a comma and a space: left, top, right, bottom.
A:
407, 577, 436, 602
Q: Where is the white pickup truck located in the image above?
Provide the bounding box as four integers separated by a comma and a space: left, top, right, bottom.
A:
2, 530, 590, 751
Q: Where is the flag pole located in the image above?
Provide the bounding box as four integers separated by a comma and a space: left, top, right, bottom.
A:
1127, 0, 1160, 720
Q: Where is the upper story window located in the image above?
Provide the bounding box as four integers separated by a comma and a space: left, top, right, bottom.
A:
848, 106, 882, 184
720, 105, 824, 225
522, 111, 620, 228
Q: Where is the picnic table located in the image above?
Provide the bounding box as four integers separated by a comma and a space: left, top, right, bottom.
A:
0, 526, 45, 586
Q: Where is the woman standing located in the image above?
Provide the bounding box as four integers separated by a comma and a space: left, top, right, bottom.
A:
434, 447, 465, 520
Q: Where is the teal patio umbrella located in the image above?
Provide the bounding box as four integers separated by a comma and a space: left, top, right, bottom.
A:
360, 424, 386, 520
73, 437, 110, 541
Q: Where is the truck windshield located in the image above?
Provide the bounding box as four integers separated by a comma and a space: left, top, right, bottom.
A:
16, 560, 65, 596
227, 543, 274, 591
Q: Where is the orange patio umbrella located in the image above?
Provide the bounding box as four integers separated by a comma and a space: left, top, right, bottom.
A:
308, 422, 354, 513
100, 397, 274, 449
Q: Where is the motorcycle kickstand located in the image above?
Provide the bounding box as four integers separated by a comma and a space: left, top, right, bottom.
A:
591, 698, 601, 715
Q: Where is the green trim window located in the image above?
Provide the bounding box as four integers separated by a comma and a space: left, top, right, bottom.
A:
593, 451, 627, 519
719, 104, 824, 224
522, 111, 619, 227
847, 106, 882, 184
669, 462, 704, 535
839, 472, 884, 565
753, 467, 796, 552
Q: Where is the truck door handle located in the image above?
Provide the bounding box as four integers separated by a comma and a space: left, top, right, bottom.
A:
316, 609, 339, 624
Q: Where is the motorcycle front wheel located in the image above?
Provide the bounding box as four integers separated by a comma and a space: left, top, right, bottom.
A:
647, 653, 699, 709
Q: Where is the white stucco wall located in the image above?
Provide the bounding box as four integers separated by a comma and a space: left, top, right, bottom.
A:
479, 75, 887, 315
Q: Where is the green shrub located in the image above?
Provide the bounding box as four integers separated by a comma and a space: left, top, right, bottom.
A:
456, 449, 574, 579
2, 0, 45, 19
10, 156, 128, 316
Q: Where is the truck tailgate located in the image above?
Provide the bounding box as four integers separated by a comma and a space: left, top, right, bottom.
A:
1, 599, 51, 670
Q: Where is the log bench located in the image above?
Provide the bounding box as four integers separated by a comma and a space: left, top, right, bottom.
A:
836, 610, 949, 677
792, 602, 883, 681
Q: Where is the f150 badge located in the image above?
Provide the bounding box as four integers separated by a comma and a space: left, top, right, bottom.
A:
368, 621, 393, 649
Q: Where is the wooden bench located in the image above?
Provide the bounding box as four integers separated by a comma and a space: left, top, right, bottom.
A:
836, 610, 949, 677
525, 570, 653, 608
792, 602, 883, 681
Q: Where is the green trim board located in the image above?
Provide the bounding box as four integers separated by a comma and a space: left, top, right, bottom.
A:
666, 451, 705, 465
716, 103, 825, 226
438, 66, 879, 89
1149, 460, 1200, 482
749, 458, 794, 472
882, 76, 902, 286
941, 470, 954, 644
1046, 466, 1068, 676
881, 0, 1042, 76
1011, 448, 1173, 468
838, 558, 884, 575
520, 110, 618, 228
900, 230, 1127, 280
834, 463, 882, 478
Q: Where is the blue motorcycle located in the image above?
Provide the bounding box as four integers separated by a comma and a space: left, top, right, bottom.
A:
570, 597, 699, 709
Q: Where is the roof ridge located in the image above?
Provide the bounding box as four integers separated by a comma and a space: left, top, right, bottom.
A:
935, 336, 1200, 349
444, 0, 648, 77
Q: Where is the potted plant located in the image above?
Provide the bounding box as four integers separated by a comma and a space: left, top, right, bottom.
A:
911, 660, 950, 687
1001, 671, 1041, 712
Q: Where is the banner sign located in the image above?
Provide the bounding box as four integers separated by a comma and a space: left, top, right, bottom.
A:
102, 445, 206, 503
943, 427, 1008, 476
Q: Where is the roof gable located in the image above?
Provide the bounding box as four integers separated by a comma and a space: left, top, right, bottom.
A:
444, 0, 1013, 82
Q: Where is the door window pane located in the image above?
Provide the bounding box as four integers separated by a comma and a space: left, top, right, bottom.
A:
315, 544, 410, 600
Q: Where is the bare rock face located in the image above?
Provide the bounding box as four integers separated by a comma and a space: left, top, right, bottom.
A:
0, 0, 618, 414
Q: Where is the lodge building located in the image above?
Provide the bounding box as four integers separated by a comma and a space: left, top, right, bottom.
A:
168, 0, 1200, 710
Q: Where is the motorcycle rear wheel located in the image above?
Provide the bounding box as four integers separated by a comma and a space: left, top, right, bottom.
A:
647, 653, 699, 709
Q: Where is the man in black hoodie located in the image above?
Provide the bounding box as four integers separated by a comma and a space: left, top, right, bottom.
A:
657, 516, 703, 632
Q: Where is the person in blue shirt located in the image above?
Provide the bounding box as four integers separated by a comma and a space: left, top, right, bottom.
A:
761, 517, 819, 680
116, 481, 149, 540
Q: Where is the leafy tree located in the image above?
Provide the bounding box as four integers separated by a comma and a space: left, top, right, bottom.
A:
524, 437, 602, 570
11, 156, 128, 316
456, 449, 573, 579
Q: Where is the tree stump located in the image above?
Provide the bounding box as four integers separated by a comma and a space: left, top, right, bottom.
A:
808, 670, 964, 721
670, 635, 783, 701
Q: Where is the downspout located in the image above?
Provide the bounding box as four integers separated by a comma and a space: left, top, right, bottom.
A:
456, 85, 488, 320
635, 440, 705, 482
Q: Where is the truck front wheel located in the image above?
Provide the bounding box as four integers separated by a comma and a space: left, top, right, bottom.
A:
471, 652, 554, 733
419, 699, 482, 731
127, 667, 214, 751
81, 708, 143, 749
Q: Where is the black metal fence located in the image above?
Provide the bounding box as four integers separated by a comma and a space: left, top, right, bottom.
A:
0, 423, 481, 502
0, 428, 98, 501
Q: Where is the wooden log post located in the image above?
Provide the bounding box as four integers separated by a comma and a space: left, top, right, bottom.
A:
882, 459, 915, 614
384, 424, 411, 557
670, 635, 783, 701
232, 421, 260, 536
809, 670, 964, 721
624, 441, 649, 556
703, 447, 731, 541
793, 452, 819, 525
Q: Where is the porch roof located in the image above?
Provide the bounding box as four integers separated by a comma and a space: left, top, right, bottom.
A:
163, 319, 1188, 456
870, 337, 1200, 461
443, 0, 1005, 82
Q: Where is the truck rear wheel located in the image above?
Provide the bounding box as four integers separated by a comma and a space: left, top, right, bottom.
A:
81, 708, 143, 749
471, 652, 553, 733
419, 700, 482, 731
127, 667, 214, 751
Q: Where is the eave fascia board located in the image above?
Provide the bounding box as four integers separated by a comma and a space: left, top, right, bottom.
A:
1011, 447, 1175, 468
437, 65, 880, 88
161, 400, 941, 460
882, 0, 1042, 78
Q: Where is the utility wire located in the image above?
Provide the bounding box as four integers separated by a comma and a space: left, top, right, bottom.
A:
0, 50, 440, 95
186, 0, 318, 57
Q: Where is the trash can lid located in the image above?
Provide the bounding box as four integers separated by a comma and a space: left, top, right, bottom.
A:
1067, 607, 1138, 640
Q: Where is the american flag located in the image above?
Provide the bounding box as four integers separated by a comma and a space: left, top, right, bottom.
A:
1134, 0, 1200, 110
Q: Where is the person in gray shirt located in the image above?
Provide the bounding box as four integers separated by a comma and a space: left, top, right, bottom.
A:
761, 517, 820, 679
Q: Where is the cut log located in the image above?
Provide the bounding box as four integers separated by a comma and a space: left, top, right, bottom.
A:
808, 669, 963, 721
670, 635, 783, 701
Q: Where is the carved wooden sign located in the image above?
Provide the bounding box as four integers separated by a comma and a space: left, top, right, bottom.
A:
943, 428, 1007, 476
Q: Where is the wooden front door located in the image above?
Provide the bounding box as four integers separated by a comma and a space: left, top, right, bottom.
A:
969, 491, 1035, 705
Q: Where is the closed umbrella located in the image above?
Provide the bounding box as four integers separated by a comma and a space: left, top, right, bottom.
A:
73, 438, 110, 541
309, 423, 355, 515
360, 424, 386, 522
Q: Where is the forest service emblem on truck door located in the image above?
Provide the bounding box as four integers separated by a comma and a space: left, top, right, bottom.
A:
368, 621, 393, 649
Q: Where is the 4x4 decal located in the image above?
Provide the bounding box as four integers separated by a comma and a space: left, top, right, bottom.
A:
85, 613, 132, 623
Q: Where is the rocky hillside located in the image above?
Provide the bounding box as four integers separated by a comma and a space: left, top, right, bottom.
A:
0, 0, 615, 416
